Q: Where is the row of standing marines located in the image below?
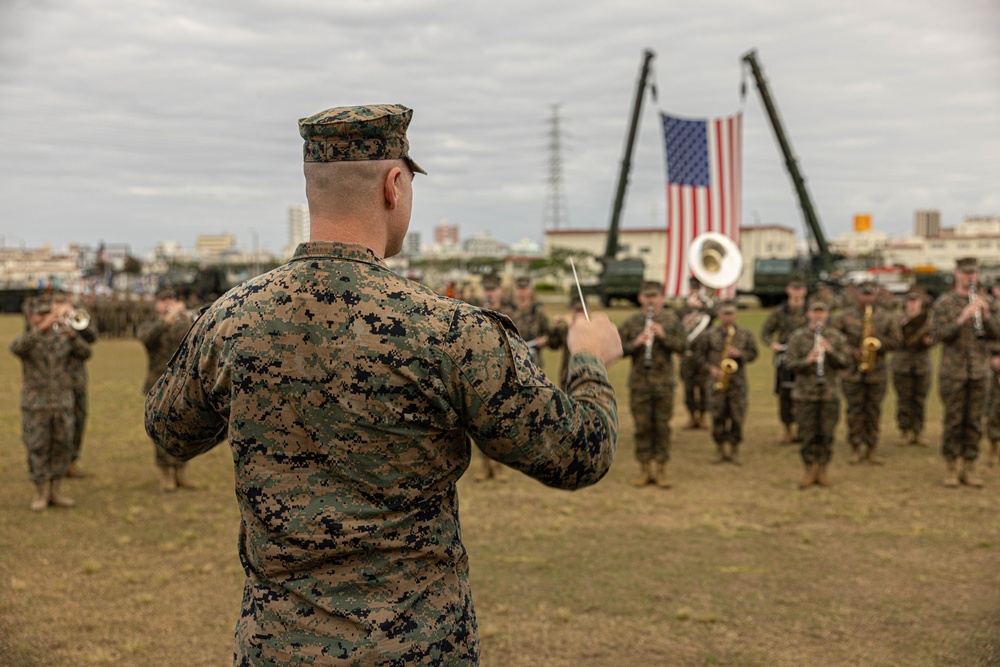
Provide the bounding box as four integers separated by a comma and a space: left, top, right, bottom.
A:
9, 255, 1000, 511
467, 255, 1000, 491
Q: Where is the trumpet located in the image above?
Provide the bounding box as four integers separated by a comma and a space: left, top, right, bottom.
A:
858, 305, 881, 373
714, 326, 738, 393
643, 305, 654, 367
52, 307, 91, 333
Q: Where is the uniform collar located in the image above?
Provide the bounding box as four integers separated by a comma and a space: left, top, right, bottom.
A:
290, 241, 389, 269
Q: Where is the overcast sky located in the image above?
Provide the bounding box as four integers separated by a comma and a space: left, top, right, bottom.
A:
1, 0, 998, 257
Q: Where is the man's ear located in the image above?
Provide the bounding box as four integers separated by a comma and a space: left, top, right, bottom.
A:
383, 166, 403, 210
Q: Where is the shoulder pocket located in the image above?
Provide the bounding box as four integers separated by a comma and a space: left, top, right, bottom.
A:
481, 310, 549, 388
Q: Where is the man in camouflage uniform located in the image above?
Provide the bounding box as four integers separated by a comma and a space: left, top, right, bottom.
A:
676, 276, 715, 429
696, 299, 758, 465
137, 289, 196, 492
546, 293, 588, 390
930, 257, 1000, 487
509, 276, 550, 367
619, 281, 687, 487
144, 104, 622, 666
10, 295, 92, 510
892, 287, 933, 447
57, 291, 98, 477
760, 278, 809, 444
987, 276, 1000, 466
785, 298, 851, 488
831, 281, 902, 465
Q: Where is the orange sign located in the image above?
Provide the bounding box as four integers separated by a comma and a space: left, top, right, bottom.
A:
854, 214, 872, 232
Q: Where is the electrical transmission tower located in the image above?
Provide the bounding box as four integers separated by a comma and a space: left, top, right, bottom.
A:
543, 103, 568, 231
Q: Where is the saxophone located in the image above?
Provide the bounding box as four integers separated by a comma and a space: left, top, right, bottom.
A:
714, 326, 738, 393
858, 304, 882, 373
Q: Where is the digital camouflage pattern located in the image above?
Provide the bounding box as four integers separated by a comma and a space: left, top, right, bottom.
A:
10, 328, 91, 482
144, 241, 618, 666
508, 301, 550, 366
892, 310, 932, 437
760, 302, 808, 425
930, 290, 1000, 460
831, 304, 902, 453
137, 310, 195, 467
299, 104, 426, 174
67, 319, 97, 463
785, 324, 851, 465
696, 324, 759, 446
619, 308, 686, 463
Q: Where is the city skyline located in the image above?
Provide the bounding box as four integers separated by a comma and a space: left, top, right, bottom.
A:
1, 1, 998, 257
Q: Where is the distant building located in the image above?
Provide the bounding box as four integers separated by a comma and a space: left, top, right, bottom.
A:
400, 231, 421, 257
883, 215, 1000, 270
195, 235, 237, 259
434, 222, 459, 248
915, 210, 940, 237
286, 204, 310, 257
463, 232, 507, 258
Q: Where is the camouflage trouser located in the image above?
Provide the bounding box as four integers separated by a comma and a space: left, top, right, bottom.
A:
21, 408, 74, 483
774, 364, 796, 425
706, 380, 748, 445
892, 370, 929, 435
72, 384, 88, 462
680, 355, 707, 414
795, 398, 839, 465
939, 376, 985, 461
987, 378, 1000, 442
841, 380, 887, 449
629, 381, 675, 463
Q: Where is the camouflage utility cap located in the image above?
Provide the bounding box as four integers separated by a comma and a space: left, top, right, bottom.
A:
718, 299, 738, 314
858, 281, 878, 295
956, 257, 978, 273
808, 298, 830, 311
640, 281, 663, 296
299, 104, 426, 174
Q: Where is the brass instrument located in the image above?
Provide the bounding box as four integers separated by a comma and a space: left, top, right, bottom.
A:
714, 326, 738, 393
858, 304, 882, 373
686, 232, 744, 343
815, 321, 825, 381
970, 280, 985, 338
52, 307, 91, 333
643, 305, 654, 367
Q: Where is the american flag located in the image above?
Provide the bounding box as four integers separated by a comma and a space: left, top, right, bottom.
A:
661, 112, 742, 297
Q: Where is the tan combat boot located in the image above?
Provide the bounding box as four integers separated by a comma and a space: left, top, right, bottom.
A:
960, 460, 984, 488
865, 446, 884, 466
66, 461, 86, 478
684, 412, 698, 429
30, 482, 50, 512
791, 424, 802, 443
815, 464, 832, 487
898, 430, 911, 447
989, 441, 1000, 467
711, 444, 727, 464
780, 424, 794, 444
159, 465, 178, 492
911, 431, 927, 447
633, 461, 652, 487
848, 446, 863, 465
654, 462, 672, 489
729, 444, 741, 466
942, 459, 960, 488
695, 411, 706, 429
174, 465, 197, 489
48, 479, 76, 508
798, 463, 818, 490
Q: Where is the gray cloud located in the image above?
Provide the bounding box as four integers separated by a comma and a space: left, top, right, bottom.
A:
0, 0, 997, 256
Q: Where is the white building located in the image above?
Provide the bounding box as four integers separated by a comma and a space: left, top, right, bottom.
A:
285, 204, 310, 257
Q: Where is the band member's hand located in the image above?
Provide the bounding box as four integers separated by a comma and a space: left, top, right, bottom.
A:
770, 342, 783, 352
991, 356, 1000, 374
533, 336, 548, 348
708, 365, 720, 379
568, 313, 623, 365
728, 348, 742, 358
634, 330, 653, 348
649, 322, 666, 339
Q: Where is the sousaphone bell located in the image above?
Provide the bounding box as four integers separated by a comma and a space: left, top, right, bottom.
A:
684, 233, 744, 341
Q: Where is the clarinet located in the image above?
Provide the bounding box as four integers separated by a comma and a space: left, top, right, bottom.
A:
815, 321, 825, 381
643, 306, 654, 367
970, 281, 985, 338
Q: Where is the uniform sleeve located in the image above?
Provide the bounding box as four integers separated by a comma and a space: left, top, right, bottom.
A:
444, 308, 617, 491
760, 310, 779, 346
136, 318, 168, 347
930, 297, 961, 344
9, 330, 39, 358
741, 330, 759, 364
144, 314, 228, 460
70, 334, 92, 361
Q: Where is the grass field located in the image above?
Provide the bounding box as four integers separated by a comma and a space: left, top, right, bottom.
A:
1, 307, 998, 666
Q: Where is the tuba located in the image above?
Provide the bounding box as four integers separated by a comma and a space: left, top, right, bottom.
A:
714, 326, 738, 393
858, 304, 881, 373
686, 233, 744, 342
